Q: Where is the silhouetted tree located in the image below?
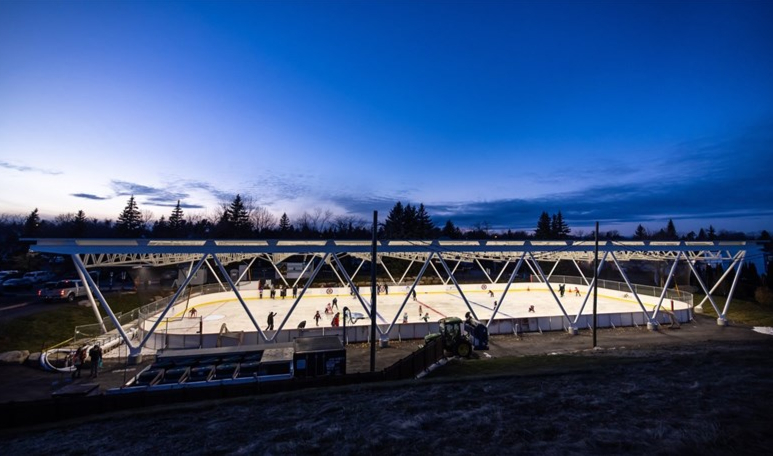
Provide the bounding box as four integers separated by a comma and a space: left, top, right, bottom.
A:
441, 220, 461, 239
666, 219, 678, 240
22, 208, 41, 237
168, 200, 186, 237
116, 196, 143, 237
535, 212, 552, 239
384, 202, 406, 239
279, 213, 292, 235
550, 211, 570, 238
633, 224, 648, 240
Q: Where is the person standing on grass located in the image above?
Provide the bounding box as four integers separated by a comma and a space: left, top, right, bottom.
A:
88, 343, 102, 378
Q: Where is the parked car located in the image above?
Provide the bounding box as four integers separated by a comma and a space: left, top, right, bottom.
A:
0, 271, 24, 286
2, 275, 33, 291
0, 270, 20, 282
23, 271, 55, 284
39, 279, 88, 302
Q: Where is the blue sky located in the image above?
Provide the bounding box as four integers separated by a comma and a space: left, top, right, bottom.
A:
1, 0, 772, 236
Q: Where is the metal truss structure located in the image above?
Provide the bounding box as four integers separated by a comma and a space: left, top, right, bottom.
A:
30, 238, 762, 360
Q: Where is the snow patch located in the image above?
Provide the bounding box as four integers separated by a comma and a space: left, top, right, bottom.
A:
752, 326, 773, 336
204, 314, 225, 321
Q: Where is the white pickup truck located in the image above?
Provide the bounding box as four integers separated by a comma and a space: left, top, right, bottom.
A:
39, 279, 88, 302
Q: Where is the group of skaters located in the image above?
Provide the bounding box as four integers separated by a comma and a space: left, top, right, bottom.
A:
69, 343, 103, 379
258, 282, 299, 300
557, 284, 581, 297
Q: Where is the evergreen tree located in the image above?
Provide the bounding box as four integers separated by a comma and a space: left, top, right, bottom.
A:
633, 224, 648, 240
116, 196, 143, 237
227, 194, 251, 237
697, 228, 707, 241
384, 202, 405, 239
415, 204, 436, 238
22, 208, 41, 237
551, 211, 570, 238
152, 215, 169, 237
403, 203, 418, 237
279, 213, 292, 235
168, 200, 186, 237
666, 219, 678, 240
441, 220, 461, 239
708, 225, 717, 241
535, 211, 552, 239
72, 210, 87, 237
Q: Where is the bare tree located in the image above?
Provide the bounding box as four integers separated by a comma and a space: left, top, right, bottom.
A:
252, 205, 277, 233
141, 210, 155, 230
298, 208, 333, 233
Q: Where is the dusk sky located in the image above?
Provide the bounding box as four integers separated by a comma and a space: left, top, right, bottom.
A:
1, 1, 772, 236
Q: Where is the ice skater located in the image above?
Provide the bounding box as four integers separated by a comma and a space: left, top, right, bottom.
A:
403, 312, 409, 324
314, 310, 322, 326
332, 297, 339, 310
188, 307, 197, 318
575, 287, 580, 297
266, 311, 277, 331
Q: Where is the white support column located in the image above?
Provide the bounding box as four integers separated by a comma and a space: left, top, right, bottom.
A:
429, 259, 446, 283
327, 254, 348, 287
441, 259, 463, 285
291, 257, 316, 288
436, 253, 481, 321
349, 257, 366, 284
487, 254, 526, 327
572, 252, 609, 324
524, 257, 543, 283
211, 254, 266, 340
609, 252, 658, 330
71, 254, 107, 334
571, 259, 590, 286
475, 258, 495, 284
528, 252, 576, 333
718, 251, 745, 326
233, 256, 257, 286
379, 255, 398, 286
72, 256, 141, 355
652, 253, 682, 320
269, 253, 330, 340
684, 258, 723, 317
383, 253, 436, 334
546, 260, 560, 280
204, 258, 227, 291
137, 255, 209, 351
695, 253, 744, 311
265, 254, 290, 288
331, 255, 386, 334
397, 258, 416, 285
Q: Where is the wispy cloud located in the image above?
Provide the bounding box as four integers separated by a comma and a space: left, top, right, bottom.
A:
71, 193, 110, 201
0, 161, 62, 175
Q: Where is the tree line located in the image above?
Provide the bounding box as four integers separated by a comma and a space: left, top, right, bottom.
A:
2, 196, 767, 242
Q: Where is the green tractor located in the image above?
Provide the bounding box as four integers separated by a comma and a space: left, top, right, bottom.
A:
424, 316, 473, 357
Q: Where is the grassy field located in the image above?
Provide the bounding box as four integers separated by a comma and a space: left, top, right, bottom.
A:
0, 291, 155, 352
692, 292, 773, 326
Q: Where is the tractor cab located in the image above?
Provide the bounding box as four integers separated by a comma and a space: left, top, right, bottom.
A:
425, 316, 473, 357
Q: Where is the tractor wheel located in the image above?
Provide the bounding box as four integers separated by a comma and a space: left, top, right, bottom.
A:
456, 341, 472, 358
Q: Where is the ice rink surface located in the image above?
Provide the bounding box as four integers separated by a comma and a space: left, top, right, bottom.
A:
151, 283, 690, 335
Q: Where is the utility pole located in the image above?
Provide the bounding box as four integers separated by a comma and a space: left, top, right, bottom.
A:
593, 221, 599, 348
370, 210, 377, 372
